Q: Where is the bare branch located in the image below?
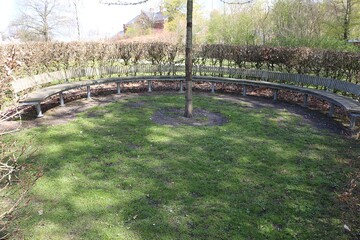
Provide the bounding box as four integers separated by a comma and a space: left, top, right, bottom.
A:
220, 0, 252, 4
99, 0, 149, 5
10, 0, 71, 41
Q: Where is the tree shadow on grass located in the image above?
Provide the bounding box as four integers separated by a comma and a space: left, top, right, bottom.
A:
20, 94, 359, 239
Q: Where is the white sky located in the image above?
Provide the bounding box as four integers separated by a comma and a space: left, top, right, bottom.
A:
0, 0, 224, 40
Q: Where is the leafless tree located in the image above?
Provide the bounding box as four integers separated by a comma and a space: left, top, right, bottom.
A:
10, 0, 70, 42
73, 0, 81, 40
99, 0, 149, 5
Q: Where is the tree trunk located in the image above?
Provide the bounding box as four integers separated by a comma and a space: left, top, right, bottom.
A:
44, 2, 49, 42
184, 0, 193, 118
74, 0, 81, 40
343, 0, 351, 40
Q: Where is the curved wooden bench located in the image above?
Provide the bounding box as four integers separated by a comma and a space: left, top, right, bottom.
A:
19, 76, 184, 117
18, 74, 360, 129
13, 65, 360, 96
198, 76, 360, 129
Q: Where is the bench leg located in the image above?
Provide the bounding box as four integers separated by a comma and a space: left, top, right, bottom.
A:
87, 85, 91, 99
179, 81, 184, 93
116, 82, 121, 94
273, 89, 278, 101
148, 80, 152, 92
328, 103, 334, 117
36, 104, 44, 118
242, 85, 247, 97
349, 115, 358, 129
59, 92, 65, 107
303, 94, 308, 107
211, 82, 215, 94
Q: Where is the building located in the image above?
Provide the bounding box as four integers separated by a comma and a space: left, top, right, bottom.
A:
123, 9, 167, 34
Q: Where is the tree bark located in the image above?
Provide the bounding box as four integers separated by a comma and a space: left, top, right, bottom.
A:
343, 0, 352, 40
44, 2, 49, 42
184, 0, 193, 118
74, 0, 81, 41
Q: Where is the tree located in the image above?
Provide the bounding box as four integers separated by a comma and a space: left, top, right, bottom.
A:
271, 0, 323, 42
206, 1, 268, 45
184, 0, 193, 117
184, 0, 252, 117
163, 0, 187, 37
99, 0, 149, 5
73, 0, 81, 40
100, 0, 195, 117
101, 0, 251, 118
10, 0, 70, 42
323, 0, 360, 40
164, 0, 205, 45
163, 0, 187, 22
125, 15, 154, 37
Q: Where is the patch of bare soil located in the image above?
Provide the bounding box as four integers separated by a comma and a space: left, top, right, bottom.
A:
152, 107, 227, 126
0, 92, 140, 134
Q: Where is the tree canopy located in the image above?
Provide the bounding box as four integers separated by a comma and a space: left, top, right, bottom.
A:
204, 0, 360, 49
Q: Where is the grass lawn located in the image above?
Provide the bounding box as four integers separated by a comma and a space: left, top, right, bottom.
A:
6, 94, 359, 239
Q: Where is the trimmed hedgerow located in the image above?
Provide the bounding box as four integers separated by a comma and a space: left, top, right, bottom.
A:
1, 42, 360, 105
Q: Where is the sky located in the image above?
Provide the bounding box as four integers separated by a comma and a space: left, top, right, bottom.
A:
0, 0, 225, 41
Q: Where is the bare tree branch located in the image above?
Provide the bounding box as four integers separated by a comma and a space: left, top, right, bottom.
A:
99, 0, 149, 5
220, 0, 251, 4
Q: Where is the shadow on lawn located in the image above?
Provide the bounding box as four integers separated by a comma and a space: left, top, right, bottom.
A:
23, 95, 358, 240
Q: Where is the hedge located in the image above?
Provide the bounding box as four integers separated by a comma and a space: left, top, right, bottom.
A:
1, 41, 360, 107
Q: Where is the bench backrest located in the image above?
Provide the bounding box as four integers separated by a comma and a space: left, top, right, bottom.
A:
193, 66, 360, 96
12, 64, 360, 97
12, 65, 164, 93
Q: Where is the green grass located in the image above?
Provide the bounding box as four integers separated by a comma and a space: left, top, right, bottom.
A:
6, 94, 359, 239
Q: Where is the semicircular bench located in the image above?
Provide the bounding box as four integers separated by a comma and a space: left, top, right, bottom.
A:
17, 73, 360, 129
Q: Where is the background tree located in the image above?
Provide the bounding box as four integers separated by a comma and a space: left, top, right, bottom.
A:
323, 0, 360, 40
9, 0, 70, 42
163, 0, 187, 22
204, 0, 360, 49
270, 0, 323, 45
206, 1, 269, 45
125, 16, 154, 38
72, 0, 81, 40
163, 0, 205, 44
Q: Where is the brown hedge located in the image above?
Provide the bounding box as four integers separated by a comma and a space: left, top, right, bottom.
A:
1, 42, 360, 89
